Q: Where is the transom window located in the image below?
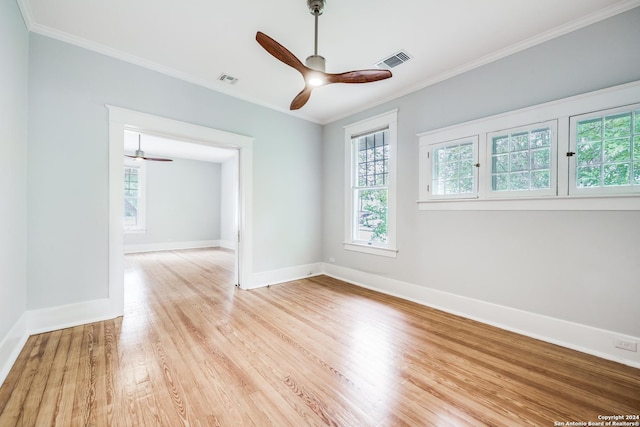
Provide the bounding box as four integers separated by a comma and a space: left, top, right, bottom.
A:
488, 121, 556, 197
418, 81, 640, 210
427, 137, 478, 199
570, 105, 640, 194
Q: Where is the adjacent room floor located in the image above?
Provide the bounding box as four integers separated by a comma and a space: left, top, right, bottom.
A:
1, 248, 639, 426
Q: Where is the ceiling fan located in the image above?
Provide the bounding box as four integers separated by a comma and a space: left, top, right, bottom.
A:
256, 0, 392, 110
125, 134, 173, 162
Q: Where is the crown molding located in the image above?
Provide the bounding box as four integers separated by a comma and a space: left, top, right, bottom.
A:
322, 0, 640, 125
16, 0, 34, 29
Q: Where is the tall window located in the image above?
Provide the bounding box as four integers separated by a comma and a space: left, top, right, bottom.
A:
345, 110, 397, 258
354, 129, 389, 243
124, 162, 146, 231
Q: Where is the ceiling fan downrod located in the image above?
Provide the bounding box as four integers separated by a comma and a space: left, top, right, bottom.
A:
306, 0, 326, 72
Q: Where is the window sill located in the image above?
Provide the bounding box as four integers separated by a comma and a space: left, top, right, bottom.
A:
417, 194, 640, 211
343, 242, 398, 258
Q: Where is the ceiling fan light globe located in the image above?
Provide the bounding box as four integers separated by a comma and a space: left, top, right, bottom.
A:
307, 75, 325, 87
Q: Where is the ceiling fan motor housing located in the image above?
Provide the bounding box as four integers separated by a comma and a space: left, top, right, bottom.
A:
307, 0, 325, 15
305, 54, 326, 72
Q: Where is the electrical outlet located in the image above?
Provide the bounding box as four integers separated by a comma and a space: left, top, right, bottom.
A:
329, 257, 335, 263
614, 337, 638, 352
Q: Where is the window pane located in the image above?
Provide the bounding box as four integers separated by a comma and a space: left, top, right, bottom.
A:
603, 163, 630, 186
459, 177, 473, 193
492, 174, 509, 191
460, 159, 473, 177
510, 152, 529, 171
577, 166, 601, 187
577, 141, 602, 165
509, 172, 529, 190
510, 132, 529, 151
444, 180, 459, 194
492, 154, 509, 173
577, 118, 602, 142
356, 189, 387, 244
530, 129, 551, 148
603, 138, 631, 162
604, 113, 631, 139
459, 143, 473, 159
124, 197, 138, 227
531, 148, 550, 170
531, 170, 550, 189
492, 136, 509, 154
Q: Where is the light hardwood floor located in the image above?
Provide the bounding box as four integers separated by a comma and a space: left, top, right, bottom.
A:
1, 248, 639, 426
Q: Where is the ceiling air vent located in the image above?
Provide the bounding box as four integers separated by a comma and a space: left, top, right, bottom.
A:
218, 73, 239, 85
376, 50, 412, 70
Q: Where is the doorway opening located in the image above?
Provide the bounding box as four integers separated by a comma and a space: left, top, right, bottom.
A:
108, 106, 254, 317
122, 130, 240, 286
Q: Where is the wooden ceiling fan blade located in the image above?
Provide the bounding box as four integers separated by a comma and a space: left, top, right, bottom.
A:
256, 31, 308, 76
142, 156, 173, 162
290, 86, 314, 110
327, 69, 392, 84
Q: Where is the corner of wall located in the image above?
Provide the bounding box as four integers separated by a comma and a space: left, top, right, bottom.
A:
0, 313, 28, 386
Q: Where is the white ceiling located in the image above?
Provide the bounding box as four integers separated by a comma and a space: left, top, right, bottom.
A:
124, 130, 236, 163
19, 0, 640, 124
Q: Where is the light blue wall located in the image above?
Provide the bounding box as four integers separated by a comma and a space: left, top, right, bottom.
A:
322, 8, 640, 337
27, 34, 323, 309
0, 0, 28, 343
124, 158, 222, 247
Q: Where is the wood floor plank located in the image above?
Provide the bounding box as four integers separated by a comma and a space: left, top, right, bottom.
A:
1, 248, 639, 426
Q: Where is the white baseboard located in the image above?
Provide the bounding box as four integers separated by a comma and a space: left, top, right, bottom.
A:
0, 313, 28, 386
27, 298, 118, 335
0, 298, 120, 385
250, 262, 323, 289
219, 240, 237, 250
322, 263, 640, 369
124, 239, 220, 254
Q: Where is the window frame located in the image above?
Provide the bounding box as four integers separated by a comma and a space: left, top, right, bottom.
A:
417, 80, 640, 211
123, 158, 147, 233
344, 109, 398, 258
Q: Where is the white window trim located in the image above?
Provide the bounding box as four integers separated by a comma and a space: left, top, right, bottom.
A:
418, 80, 640, 211
344, 109, 398, 258
124, 158, 147, 233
